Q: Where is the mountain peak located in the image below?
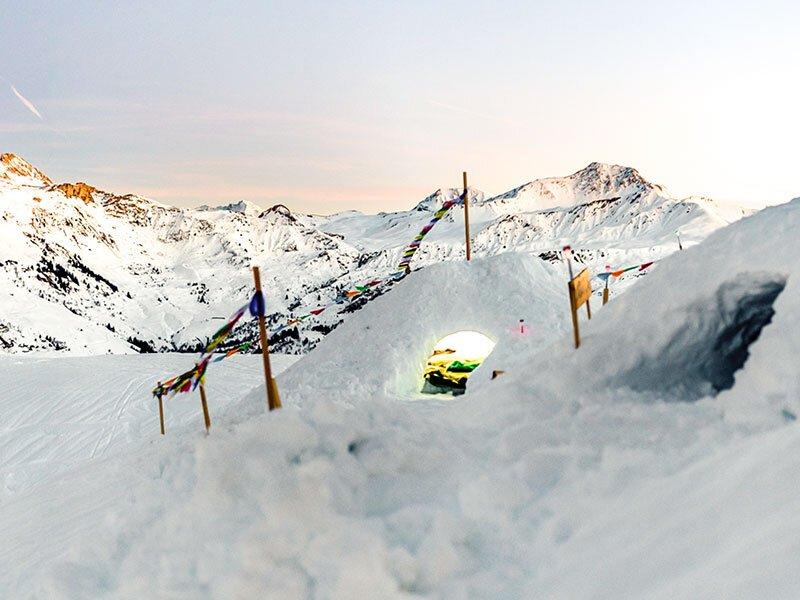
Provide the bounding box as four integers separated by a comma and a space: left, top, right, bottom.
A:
569, 162, 651, 192
197, 199, 263, 216
413, 187, 485, 211
483, 162, 659, 212
258, 203, 297, 222
0, 153, 52, 186
263, 203, 292, 216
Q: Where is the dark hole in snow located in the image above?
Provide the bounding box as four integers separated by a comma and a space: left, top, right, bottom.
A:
622, 274, 786, 401
347, 439, 367, 455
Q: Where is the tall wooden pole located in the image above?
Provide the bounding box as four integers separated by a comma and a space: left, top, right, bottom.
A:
463, 171, 471, 261
156, 382, 165, 436
199, 383, 211, 433
253, 266, 282, 411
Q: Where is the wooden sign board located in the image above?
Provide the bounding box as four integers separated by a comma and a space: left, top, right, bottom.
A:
569, 269, 591, 310
567, 268, 592, 348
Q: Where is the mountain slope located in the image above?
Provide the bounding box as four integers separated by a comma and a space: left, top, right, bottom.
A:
0, 155, 751, 355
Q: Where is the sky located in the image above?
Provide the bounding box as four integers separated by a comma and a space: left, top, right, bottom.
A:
1, 0, 799, 214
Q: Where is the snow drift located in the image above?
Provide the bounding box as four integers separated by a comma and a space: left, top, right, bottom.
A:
481, 198, 800, 428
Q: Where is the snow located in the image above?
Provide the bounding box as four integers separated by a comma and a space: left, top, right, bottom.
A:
1, 156, 797, 597
0, 354, 299, 497
0, 154, 751, 355
279, 252, 569, 403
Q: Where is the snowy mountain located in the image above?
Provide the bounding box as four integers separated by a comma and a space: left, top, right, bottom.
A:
0, 153, 751, 355
0, 152, 52, 186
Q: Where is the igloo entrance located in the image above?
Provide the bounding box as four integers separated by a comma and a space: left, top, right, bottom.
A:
422, 331, 496, 396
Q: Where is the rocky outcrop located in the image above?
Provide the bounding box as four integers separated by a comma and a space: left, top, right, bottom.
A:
0, 153, 52, 185
51, 182, 97, 204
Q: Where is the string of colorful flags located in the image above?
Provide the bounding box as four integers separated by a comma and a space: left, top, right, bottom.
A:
152, 278, 385, 398
269, 194, 465, 335
203, 302, 249, 356
153, 197, 465, 398
153, 340, 254, 397
390, 196, 464, 279
153, 293, 263, 398
269, 276, 388, 336
596, 261, 655, 282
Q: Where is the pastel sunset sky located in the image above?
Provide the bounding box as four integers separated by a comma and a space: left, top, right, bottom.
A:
2, 0, 798, 213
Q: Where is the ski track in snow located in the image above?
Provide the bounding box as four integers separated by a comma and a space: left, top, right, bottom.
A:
0, 354, 298, 495
1, 353, 300, 597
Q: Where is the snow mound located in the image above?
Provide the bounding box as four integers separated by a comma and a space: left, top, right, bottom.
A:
480, 198, 800, 428
279, 252, 569, 403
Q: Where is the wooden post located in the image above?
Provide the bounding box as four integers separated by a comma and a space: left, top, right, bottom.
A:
156, 382, 165, 436
463, 171, 471, 261
199, 383, 211, 433
253, 266, 282, 411
602, 284, 609, 306
570, 299, 581, 348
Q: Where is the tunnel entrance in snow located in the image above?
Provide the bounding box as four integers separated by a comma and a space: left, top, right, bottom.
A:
622, 274, 786, 401
422, 331, 495, 396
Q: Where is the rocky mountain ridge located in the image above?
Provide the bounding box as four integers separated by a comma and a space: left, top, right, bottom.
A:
0, 154, 751, 354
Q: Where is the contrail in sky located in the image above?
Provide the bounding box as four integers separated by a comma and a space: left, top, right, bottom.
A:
11, 85, 43, 119
1, 74, 68, 146
0, 74, 45, 120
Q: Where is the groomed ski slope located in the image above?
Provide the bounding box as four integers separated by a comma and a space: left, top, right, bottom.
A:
0, 354, 299, 594
1, 200, 799, 598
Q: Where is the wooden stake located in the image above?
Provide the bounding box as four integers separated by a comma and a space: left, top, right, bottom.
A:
463, 171, 471, 261
602, 284, 609, 306
570, 299, 581, 348
156, 382, 165, 436
253, 266, 282, 411
199, 383, 211, 433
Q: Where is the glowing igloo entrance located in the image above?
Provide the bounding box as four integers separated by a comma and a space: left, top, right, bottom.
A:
422, 331, 496, 396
